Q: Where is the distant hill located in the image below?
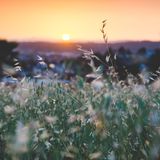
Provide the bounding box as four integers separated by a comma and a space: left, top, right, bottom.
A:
110, 41, 160, 53
16, 41, 160, 55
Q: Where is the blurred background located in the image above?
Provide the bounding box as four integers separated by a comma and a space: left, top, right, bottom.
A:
0, 0, 160, 83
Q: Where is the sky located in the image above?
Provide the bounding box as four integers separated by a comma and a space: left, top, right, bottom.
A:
0, 0, 160, 42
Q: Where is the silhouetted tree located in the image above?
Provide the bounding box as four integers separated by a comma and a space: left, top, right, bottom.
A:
137, 47, 146, 55
0, 40, 18, 78
149, 48, 160, 72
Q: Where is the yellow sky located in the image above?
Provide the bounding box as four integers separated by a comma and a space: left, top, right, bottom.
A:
0, 0, 160, 42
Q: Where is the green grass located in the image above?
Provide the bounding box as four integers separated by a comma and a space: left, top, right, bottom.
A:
0, 77, 160, 160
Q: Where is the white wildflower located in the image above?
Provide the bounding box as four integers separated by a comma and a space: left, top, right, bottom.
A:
89, 152, 102, 159
4, 105, 16, 114
45, 116, 57, 124
91, 79, 104, 91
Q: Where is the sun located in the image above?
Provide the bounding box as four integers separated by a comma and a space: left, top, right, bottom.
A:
62, 34, 71, 41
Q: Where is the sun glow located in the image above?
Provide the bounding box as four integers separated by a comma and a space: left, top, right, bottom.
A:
62, 34, 71, 41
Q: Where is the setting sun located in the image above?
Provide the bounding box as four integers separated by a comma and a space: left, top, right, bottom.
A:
0, 0, 160, 42
62, 34, 71, 41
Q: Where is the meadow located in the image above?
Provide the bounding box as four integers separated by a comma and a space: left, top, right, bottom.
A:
0, 66, 160, 160
0, 21, 160, 160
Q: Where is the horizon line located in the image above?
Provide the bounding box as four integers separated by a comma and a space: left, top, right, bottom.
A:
1, 37, 160, 44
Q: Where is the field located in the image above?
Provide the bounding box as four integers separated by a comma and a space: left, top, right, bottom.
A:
1, 0, 160, 159
1, 24, 160, 159
0, 74, 160, 160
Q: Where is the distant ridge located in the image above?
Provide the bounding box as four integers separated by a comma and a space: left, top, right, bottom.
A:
110, 41, 160, 53
17, 41, 160, 54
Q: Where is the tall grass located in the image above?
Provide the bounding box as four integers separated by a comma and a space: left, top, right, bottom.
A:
0, 75, 160, 159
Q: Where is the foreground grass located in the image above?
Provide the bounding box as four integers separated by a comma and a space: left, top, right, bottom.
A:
0, 78, 160, 160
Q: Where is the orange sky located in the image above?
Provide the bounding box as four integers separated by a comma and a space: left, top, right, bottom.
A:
0, 0, 160, 42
